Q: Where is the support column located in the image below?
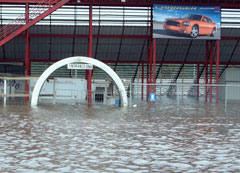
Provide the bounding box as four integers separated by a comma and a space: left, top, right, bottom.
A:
4, 79, 7, 106
205, 40, 209, 102
153, 38, 156, 93
149, 39, 153, 93
25, 3, 30, 101
209, 41, 213, 102
216, 40, 220, 103
146, 40, 150, 101
197, 64, 200, 100
148, 6, 154, 99
87, 4, 93, 106
141, 62, 144, 100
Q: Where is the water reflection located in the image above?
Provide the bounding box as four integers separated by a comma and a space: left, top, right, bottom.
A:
0, 102, 240, 172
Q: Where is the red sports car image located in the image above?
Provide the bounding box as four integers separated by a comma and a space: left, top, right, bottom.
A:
163, 14, 217, 38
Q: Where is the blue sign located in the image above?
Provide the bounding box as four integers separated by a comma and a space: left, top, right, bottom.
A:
115, 99, 120, 107
150, 93, 156, 102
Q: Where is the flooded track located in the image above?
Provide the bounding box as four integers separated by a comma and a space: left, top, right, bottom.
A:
0, 101, 240, 172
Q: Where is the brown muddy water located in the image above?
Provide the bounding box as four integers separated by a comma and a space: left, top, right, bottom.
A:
0, 101, 240, 172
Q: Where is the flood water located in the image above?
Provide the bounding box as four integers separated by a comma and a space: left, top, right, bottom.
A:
0, 101, 240, 172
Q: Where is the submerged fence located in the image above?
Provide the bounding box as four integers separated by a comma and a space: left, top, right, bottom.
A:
0, 76, 38, 105
0, 77, 120, 106
129, 82, 240, 111
2, 76, 240, 110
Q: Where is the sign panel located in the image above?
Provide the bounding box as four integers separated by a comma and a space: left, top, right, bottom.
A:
149, 93, 156, 102
67, 63, 93, 70
153, 4, 221, 39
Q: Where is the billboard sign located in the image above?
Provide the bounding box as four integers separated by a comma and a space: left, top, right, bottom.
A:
153, 4, 221, 39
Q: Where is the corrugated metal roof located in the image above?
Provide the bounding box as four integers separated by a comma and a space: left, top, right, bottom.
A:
123, 26, 149, 35
187, 40, 205, 62
4, 37, 25, 59
74, 38, 88, 56
119, 39, 145, 61
30, 26, 50, 34
95, 38, 121, 60
221, 28, 240, 37
1, 25, 240, 65
30, 37, 50, 59
98, 26, 123, 35
230, 41, 240, 62
156, 39, 168, 62
220, 40, 238, 63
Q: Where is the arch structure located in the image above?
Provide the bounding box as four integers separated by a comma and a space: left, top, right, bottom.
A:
31, 56, 128, 107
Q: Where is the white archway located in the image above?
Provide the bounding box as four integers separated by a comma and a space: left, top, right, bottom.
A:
31, 56, 128, 107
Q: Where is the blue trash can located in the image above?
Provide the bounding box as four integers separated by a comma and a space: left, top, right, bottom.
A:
115, 99, 120, 107
149, 93, 156, 102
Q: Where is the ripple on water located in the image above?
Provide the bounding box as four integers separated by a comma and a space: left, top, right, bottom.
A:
0, 103, 240, 172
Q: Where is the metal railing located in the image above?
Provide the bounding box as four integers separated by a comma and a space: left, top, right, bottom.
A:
129, 82, 240, 111
0, 76, 39, 105
0, 77, 121, 107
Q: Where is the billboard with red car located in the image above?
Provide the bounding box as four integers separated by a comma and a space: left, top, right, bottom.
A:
153, 5, 221, 39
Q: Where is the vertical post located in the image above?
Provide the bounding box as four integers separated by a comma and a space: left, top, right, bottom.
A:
104, 84, 107, 105
4, 79, 7, 106
205, 40, 209, 102
197, 64, 200, 100
225, 85, 227, 112
53, 78, 56, 104
130, 81, 132, 107
87, 4, 93, 106
209, 41, 213, 102
148, 6, 154, 98
74, 70, 77, 78
146, 40, 149, 101
141, 62, 144, 100
149, 39, 153, 94
182, 66, 184, 99
153, 39, 156, 93
137, 67, 140, 98
216, 40, 220, 103
160, 67, 162, 96
177, 84, 179, 107
25, 3, 30, 101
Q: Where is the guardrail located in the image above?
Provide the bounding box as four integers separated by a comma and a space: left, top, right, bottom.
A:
129, 82, 240, 111
0, 77, 120, 107
0, 77, 39, 105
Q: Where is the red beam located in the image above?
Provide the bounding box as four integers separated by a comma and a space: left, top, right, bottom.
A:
153, 39, 156, 92
197, 64, 200, 100
17, 33, 240, 40
146, 40, 149, 101
69, 1, 240, 8
149, 39, 153, 92
141, 62, 144, 100
2, 0, 240, 8
150, 6, 153, 93
222, 37, 240, 40
25, 3, 30, 101
205, 40, 209, 102
209, 41, 213, 102
216, 40, 220, 103
1, 0, 41, 3
20, 34, 151, 39
1, 0, 60, 4
3, 59, 240, 66
87, 4, 93, 106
